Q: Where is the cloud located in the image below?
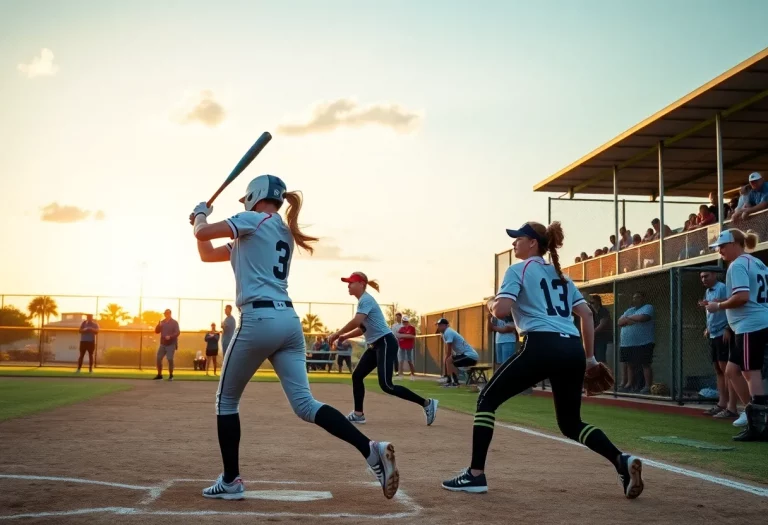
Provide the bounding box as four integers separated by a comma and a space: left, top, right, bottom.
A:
296, 238, 377, 261
17, 48, 59, 78
277, 97, 423, 136
40, 203, 105, 223
171, 90, 226, 127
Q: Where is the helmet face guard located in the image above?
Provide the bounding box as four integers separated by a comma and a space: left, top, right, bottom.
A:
240, 175, 286, 211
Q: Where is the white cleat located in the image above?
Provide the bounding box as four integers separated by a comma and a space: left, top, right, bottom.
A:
347, 411, 366, 424
202, 474, 245, 500
733, 411, 748, 427
368, 441, 399, 499
424, 398, 439, 426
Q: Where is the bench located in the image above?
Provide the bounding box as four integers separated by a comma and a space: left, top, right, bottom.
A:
465, 365, 492, 386
306, 351, 345, 373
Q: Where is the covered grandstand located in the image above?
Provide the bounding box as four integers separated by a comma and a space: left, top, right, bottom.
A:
495, 46, 768, 403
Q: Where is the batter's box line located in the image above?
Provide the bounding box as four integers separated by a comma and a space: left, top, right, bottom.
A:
0, 474, 422, 521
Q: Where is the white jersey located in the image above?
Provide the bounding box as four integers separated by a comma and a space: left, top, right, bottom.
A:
725, 254, 768, 334
496, 256, 585, 336
225, 211, 293, 307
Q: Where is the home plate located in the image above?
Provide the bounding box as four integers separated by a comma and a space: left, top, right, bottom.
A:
242, 490, 333, 502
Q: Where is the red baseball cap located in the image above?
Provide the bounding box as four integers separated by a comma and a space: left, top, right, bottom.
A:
341, 273, 367, 284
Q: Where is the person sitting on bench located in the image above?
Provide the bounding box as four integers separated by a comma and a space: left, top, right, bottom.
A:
436, 318, 479, 387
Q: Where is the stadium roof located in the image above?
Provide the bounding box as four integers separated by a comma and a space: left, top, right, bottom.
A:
534, 47, 768, 199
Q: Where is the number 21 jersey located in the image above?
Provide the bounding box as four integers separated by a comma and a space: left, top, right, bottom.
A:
225, 211, 293, 307
496, 256, 585, 336
725, 254, 768, 334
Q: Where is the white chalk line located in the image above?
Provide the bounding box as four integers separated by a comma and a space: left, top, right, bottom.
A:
496, 422, 768, 498
0, 475, 420, 520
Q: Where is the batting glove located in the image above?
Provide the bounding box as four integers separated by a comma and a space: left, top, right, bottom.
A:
192, 201, 212, 219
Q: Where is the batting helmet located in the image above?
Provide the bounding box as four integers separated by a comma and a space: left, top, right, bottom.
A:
239, 175, 287, 211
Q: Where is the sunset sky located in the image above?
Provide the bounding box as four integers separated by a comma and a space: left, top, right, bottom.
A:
1, 1, 767, 330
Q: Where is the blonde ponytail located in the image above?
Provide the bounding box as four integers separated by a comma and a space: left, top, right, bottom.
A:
282, 191, 318, 254
367, 280, 380, 293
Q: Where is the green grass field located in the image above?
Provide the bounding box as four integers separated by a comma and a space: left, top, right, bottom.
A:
0, 379, 131, 421
1, 366, 766, 484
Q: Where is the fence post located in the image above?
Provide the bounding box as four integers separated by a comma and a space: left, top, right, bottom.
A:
676, 268, 684, 405
612, 279, 618, 398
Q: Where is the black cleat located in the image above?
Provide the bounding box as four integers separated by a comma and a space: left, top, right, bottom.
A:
441, 468, 488, 494
617, 454, 644, 499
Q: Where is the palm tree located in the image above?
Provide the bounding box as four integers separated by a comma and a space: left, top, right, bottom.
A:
27, 296, 58, 328
100, 303, 132, 326
301, 313, 325, 334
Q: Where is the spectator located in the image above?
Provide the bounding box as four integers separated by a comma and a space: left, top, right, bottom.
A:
589, 296, 612, 364
617, 292, 655, 394
390, 312, 403, 375
309, 336, 323, 371
489, 314, 517, 368
619, 228, 633, 249
733, 172, 768, 223
727, 197, 740, 219
580, 251, 590, 261
685, 213, 699, 230
609, 235, 617, 252
632, 233, 642, 245
698, 271, 740, 419
204, 323, 220, 376
651, 218, 673, 240
575, 256, 582, 263
697, 205, 716, 227
642, 229, 654, 243
154, 309, 180, 381
76, 313, 99, 374
396, 316, 417, 380
335, 339, 353, 373
221, 304, 236, 354
708, 191, 731, 221
593, 249, 603, 258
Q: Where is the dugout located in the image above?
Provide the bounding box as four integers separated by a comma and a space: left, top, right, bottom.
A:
495, 46, 768, 402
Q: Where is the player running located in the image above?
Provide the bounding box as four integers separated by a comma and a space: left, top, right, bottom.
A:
328, 272, 438, 425
190, 175, 399, 500
705, 228, 768, 441
442, 222, 644, 498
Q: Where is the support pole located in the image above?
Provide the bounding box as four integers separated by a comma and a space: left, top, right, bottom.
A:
658, 142, 665, 265
614, 165, 619, 267
715, 113, 725, 270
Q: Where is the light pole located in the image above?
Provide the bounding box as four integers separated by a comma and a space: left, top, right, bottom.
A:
137, 261, 148, 370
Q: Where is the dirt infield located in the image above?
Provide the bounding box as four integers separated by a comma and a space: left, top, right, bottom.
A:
1, 378, 767, 524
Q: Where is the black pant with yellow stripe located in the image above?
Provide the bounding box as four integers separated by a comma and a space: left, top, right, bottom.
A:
471, 332, 622, 471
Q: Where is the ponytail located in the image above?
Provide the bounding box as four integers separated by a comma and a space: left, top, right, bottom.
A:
745, 230, 759, 250
367, 280, 380, 293
282, 191, 318, 254
545, 221, 566, 281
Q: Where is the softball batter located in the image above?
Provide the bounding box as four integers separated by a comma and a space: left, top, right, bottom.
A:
328, 272, 438, 425
705, 228, 768, 441
190, 175, 399, 500
442, 222, 644, 498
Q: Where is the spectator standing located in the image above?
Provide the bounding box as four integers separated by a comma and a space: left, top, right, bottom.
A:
390, 312, 403, 375
221, 304, 236, 355
642, 229, 654, 243
154, 309, 180, 381
651, 218, 673, 240
76, 314, 99, 374
608, 235, 618, 252
617, 293, 655, 394
396, 316, 417, 380
698, 272, 742, 419
590, 296, 612, 364
619, 228, 633, 250
205, 323, 221, 376
335, 339, 353, 373
489, 314, 517, 367
708, 191, 731, 221
697, 205, 716, 227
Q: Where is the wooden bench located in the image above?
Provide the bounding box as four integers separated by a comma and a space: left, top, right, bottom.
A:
465, 365, 492, 386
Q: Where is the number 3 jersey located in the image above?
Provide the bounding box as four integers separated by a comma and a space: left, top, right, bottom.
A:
725, 254, 768, 334
496, 256, 585, 336
225, 211, 293, 308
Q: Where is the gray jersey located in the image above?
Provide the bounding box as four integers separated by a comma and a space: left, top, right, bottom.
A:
442, 327, 479, 360
225, 211, 293, 307
357, 292, 391, 344
496, 256, 585, 336
725, 254, 768, 334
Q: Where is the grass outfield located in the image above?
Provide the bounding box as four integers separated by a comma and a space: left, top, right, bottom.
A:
0, 379, 131, 421
1, 366, 767, 484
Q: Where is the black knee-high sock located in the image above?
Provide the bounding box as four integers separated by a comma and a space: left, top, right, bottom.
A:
314, 405, 371, 458
752, 395, 768, 405
217, 414, 241, 483
470, 411, 495, 470
452, 373, 459, 384
577, 424, 622, 468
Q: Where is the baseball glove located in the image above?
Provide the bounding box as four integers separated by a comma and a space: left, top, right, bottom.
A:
583, 363, 614, 396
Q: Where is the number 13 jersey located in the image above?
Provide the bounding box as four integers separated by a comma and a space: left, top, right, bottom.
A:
496, 256, 585, 336
725, 254, 768, 334
225, 211, 293, 308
